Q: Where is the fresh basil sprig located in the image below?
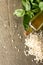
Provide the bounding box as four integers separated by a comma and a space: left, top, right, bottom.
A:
14, 0, 43, 31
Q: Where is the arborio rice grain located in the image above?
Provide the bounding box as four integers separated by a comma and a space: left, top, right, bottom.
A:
24, 31, 43, 62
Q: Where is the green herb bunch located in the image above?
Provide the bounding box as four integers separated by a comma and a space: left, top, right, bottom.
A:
14, 0, 43, 31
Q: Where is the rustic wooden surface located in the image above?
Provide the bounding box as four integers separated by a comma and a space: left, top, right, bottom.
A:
0, 0, 43, 65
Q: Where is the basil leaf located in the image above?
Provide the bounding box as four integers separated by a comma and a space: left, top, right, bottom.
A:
22, 0, 31, 11
32, 8, 40, 14
13, 9, 25, 17
27, 11, 34, 18
37, 0, 40, 3
39, 2, 43, 11
36, 0, 42, 3
30, 0, 33, 3
23, 14, 31, 30
32, 3, 38, 7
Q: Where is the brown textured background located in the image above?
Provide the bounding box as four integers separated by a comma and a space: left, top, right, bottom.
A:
0, 0, 43, 65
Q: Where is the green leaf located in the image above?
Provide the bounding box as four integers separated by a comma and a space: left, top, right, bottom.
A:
39, 2, 43, 11
32, 3, 39, 12
36, 0, 41, 3
13, 9, 25, 17
27, 11, 34, 18
32, 8, 40, 13
30, 0, 33, 3
22, 0, 31, 11
22, 0, 26, 7
23, 14, 31, 31
32, 3, 38, 7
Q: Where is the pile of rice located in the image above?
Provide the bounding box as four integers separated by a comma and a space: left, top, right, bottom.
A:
24, 31, 43, 62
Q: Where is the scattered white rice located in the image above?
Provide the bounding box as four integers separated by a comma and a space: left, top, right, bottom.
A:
24, 31, 43, 62
12, 39, 14, 43
18, 49, 20, 52
18, 33, 22, 39
15, 25, 17, 28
